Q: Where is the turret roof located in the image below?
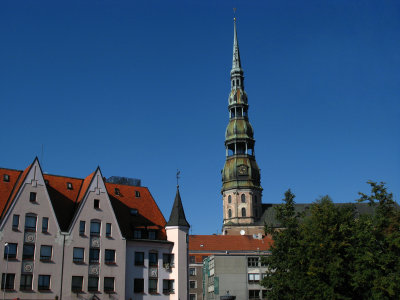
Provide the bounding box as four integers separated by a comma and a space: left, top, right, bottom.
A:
166, 187, 190, 228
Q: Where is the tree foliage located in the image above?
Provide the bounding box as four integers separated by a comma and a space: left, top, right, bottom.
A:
262, 182, 400, 300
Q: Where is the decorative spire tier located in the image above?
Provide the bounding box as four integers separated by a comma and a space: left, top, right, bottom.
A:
222, 18, 263, 230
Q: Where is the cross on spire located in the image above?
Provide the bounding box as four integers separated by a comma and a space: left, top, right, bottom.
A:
176, 170, 180, 188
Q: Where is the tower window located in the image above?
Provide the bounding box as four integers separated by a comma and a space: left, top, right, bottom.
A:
228, 209, 232, 218
228, 195, 232, 203
241, 194, 246, 203
242, 207, 246, 217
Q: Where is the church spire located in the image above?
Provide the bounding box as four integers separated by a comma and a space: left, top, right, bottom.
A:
232, 17, 242, 71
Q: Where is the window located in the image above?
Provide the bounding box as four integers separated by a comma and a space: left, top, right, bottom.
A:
105, 249, 115, 264
4, 243, 17, 259
89, 249, 100, 263
29, 192, 37, 202
189, 268, 196, 276
3, 174, 10, 182
134, 278, 144, 293
190, 294, 197, 300
228, 209, 232, 218
249, 289, 260, 299
134, 252, 144, 265
22, 244, 35, 260
38, 275, 50, 290
189, 255, 195, 264
67, 182, 73, 190
25, 214, 37, 231
189, 280, 196, 289
248, 257, 259, 267
88, 276, 99, 292
241, 194, 246, 203
73, 247, 84, 263
90, 221, 100, 236
163, 253, 174, 268
163, 279, 174, 294
248, 273, 261, 283
130, 209, 138, 216
94, 199, 100, 209
71, 276, 83, 292
148, 278, 157, 294
104, 277, 115, 293
133, 230, 141, 239
42, 217, 49, 233
242, 207, 246, 217
12, 215, 19, 230
79, 221, 85, 236
20, 274, 33, 290
106, 223, 111, 237
228, 195, 231, 203
148, 230, 156, 240
1, 273, 15, 290
40, 245, 52, 261
149, 252, 158, 266
114, 188, 120, 195
135, 191, 140, 197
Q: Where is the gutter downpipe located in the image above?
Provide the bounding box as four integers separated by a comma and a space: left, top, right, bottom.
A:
59, 233, 66, 300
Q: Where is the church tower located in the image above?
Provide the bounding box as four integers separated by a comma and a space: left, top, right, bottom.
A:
222, 18, 263, 235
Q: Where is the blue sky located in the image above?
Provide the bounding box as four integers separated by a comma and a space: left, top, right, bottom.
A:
1, 1, 399, 234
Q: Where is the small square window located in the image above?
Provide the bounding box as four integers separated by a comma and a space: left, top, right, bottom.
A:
134, 278, 144, 293
40, 245, 52, 261
67, 182, 73, 190
189, 280, 196, 289
94, 199, 100, 209
73, 247, 84, 263
79, 221, 85, 236
4, 243, 17, 259
38, 275, 50, 290
189, 268, 196, 276
115, 188, 120, 195
104, 277, 115, 293
22, 244, 35, 260
42, 217, 49, 233
163, 279, 174, 294
12, 215, 19, 230
88, 276, 99, 292
135, 252, 144, 266
89, 249, 100, 263
133, 230, 141, 239
3, 174, 10, 182
130, 209, 138, 216
148, 231, 156, 240
135, 191, 140, 197
105, 249, 115, 264
71, 276, 83, 292
29, 192, 37, 202
1, 273, 15, 290
106, 223, 112, 237
163, 253, 174, 268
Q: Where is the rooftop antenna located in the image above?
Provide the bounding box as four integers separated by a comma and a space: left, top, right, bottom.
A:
176, 169, 180, 188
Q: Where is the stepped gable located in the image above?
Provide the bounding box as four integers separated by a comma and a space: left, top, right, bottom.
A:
106, 182, 167, 240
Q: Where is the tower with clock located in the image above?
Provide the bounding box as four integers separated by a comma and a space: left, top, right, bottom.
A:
221, 17, 263, 235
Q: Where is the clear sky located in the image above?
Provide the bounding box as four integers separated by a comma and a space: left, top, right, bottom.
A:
1, 1, 399, 235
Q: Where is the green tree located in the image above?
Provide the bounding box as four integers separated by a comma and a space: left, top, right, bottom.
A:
262, 182, 400, 300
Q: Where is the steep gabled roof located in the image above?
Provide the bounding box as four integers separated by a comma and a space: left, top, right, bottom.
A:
166, 187, 189, 228
106, 183, 167, 240
0, 162, 168, 239
189, 235, 272, 252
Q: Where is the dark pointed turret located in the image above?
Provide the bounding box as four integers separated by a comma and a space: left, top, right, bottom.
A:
166, 187, 189, 228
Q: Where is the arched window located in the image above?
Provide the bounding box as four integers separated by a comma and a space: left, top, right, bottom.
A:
241, 194, 246, 203
228, 195, 232, 203
241, 207, 246, 217
228, 209, 232, 218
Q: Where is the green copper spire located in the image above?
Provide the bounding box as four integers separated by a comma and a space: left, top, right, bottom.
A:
222, 18, 263, 228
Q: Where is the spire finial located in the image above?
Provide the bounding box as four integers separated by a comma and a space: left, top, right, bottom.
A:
233, 7, 236, 22
176, 169, 180, 188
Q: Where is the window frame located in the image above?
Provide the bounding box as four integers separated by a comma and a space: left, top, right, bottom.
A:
163, 253, 174, 268
1, 273, 15, 290
149, 252, 158, 267
22, 244, 35, 260
93, 199, 100, 209
134, 278, 144, 293
104, 277, 115, 293
163, 279, 174, 294
38, 275, 50, 291
71, 276, 83, 293
20, 274, 33, 291
73, 247, 84, 263
104, 249, 116, 264
106, 223, 112, 237
134, 252, 144, 266
24, 214, 37, 232
40, 245, 52, 261
189, 268, 196, 276
89, 248, 100, 264
4, 243, 17, 259
29, 192, 37, 203
79, 220, 85, 236
12, 214, 19, 231
189, 280, 197, 289
42, 217, 49, 233
148, 278, 157, 294
90, 220, 101, 236
88, 276, 99, 292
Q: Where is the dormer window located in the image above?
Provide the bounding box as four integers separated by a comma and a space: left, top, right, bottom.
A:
3, 174, 10, 182
115, 188, 120, 196
135, 191, 140, 198
130, 209, 138, 216
67, 182, 73, 190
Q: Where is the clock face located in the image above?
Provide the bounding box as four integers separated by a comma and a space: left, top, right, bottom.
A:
238, 165, 248, 175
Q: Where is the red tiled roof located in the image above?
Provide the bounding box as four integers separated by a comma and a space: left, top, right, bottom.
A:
0, 168, 23, 219
189, 235, 273, 251
0, 164, 167, 239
